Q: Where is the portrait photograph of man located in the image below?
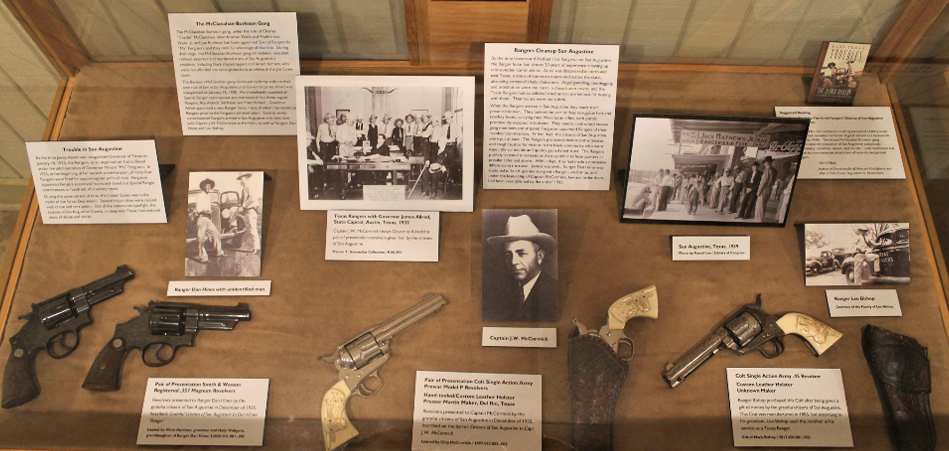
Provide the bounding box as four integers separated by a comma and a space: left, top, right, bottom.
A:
186, 171, 264, 277
482, 209, 559, 322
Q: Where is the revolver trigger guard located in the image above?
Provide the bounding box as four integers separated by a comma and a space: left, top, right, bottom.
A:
46, 330, 79, 359
616, 336, 635, 362
356, 372, 383, 398
758, 337, 785, 359
142, 342, 176, 367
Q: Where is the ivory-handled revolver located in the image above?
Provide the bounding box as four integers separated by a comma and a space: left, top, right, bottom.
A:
569, 286, 658, 451
319, 293, 447, 451
662, 294, 842, 388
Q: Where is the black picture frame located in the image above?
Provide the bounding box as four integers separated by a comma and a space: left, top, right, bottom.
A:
620, 113, 809, 227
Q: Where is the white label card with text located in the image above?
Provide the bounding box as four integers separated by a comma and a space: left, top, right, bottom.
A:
775, 107, 905, 179
482, 327, 557, 348
483, 43, 619, 190
727, 368, 853, 448
137, 378, 269, 446
672, 236, 750, 261
326, 211, 439, 262
167, 280, 271, 297
27, 140, 166, 224
413, 371, 541, 451
825, 289, 901, 317
169, 12, 300, 135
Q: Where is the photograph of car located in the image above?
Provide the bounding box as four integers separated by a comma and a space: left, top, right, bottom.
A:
186, 171, 264, 277
805, 249, 839, 276
804, 223, 909, 286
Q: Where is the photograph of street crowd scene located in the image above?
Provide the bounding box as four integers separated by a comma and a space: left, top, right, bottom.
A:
621, 115, 809, 226
296, 76, 474, 212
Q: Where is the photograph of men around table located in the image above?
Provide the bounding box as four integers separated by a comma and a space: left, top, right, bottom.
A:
186, 171, 264, 277
804, 223, 910, 286
296, 76, 475, 212
621, 114, 809, 226
482, 209, 559, 322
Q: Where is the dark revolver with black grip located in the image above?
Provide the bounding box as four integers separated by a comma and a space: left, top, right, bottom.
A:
662, 294, 842, 388
82, 301, 251, 392
2, 265, 134, 409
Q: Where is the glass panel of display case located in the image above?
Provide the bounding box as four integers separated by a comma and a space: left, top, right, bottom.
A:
46, 0, 409, 61
550, 0, 909, 65
891, 4, 949, 289
0, 2, 61, 287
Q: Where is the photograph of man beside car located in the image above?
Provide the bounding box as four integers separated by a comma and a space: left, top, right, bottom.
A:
186, 171, 264, 277
804, 223, 909, 286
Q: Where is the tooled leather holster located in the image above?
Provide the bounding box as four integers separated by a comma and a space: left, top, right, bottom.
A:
862, 325, 936, 451
568, 330, 628, 451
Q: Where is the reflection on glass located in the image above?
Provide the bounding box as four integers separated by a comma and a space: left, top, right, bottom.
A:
550, 0, 909, 66
48, 0, 409, 61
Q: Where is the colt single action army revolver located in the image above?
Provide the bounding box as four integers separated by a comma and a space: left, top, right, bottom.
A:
662, 294, 842, 388
82, 301, 251, 391
3, 265, 135, 408
319, 293, 447, 451
569, 286, 658, 451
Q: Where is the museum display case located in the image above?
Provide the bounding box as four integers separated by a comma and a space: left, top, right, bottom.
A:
0, 0, 948, 450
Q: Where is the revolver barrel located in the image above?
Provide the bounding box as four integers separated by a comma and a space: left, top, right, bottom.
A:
663, 329, 727, 388
148, 302, 251, 335
370, 293, 447, 342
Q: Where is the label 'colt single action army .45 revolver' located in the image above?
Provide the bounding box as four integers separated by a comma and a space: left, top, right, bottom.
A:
3, 265, 135, 409
319, 293, 448, 451
82, 301, 251, 391
662, 294, 842, 388
569, 286, 659, 451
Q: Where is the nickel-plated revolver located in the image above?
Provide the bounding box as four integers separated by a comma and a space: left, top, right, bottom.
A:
319, 293, 447, 451
662, 294, 842, 388
82, 301, 251, 391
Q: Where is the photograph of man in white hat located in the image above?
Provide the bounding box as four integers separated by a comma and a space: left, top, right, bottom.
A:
482, 210, 559, 322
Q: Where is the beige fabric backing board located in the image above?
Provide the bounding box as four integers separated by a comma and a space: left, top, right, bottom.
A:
0, 65, 946, 450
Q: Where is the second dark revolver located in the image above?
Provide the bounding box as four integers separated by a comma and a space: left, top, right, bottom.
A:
662, 294, 842, 388
82, 301, 251, 391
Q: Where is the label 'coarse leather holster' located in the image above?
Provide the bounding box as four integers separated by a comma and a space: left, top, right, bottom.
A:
862, 324, 936, 451
568, 330, 628, 451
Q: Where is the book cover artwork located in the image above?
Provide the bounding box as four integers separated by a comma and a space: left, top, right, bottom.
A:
807, 42, 871, 105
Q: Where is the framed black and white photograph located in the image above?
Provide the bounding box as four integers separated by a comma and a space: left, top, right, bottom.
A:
621, 114, 809, 226
482, 209, 559, 322
804, 223, 910, 286
186, 171, 264, 277
296, 76, 475, 212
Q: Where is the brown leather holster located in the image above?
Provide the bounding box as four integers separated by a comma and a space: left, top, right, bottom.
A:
568, 330, 628, 451
862, 324, 936, 451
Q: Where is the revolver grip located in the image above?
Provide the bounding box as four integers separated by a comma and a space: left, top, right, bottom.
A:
321, 380, 359, 451
2, 347, 41, 409
82, 338, 131, 392
775, 313, 842, 356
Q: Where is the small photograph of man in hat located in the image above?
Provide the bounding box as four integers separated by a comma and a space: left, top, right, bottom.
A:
482, 209, 558, 322
186, 171, 265, 277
